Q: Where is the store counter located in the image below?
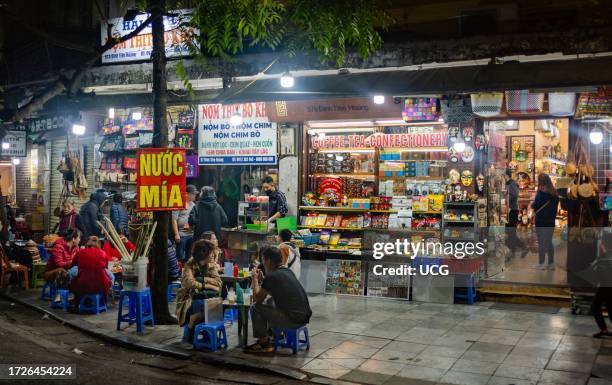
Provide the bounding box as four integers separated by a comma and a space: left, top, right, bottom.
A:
222, 227, 277, 266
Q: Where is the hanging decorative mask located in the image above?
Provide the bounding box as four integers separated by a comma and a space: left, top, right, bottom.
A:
461, 170, 473, 186
449, 148, 459, 163
512, 140, 521, 152
508, 160, 518, 171
474, 134, 486, 150
476, 173, 485, 192
448, 126, 460, 142
525, 143, 534, 153
462, 126, 474, 142
454, 184, 463, 201
461, 146, 475, 163
449, 169, 460, 184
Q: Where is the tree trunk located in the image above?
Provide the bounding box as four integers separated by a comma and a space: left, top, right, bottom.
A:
149, 0, 175, 324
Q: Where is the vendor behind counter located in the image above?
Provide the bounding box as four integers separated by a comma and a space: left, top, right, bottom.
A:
262, 176, 288, 223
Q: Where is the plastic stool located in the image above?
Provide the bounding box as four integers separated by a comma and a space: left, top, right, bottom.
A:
116, 288, 155, 333
111, 283, 121, 300
223, 308, 238, 325
41, 282, 56, 301
79, 294, 108, 314
454, 273, 477, 305
167, 282, 181, 302
193, 322, 227, 352
273, 326, 310, 354
50, 289, 70, 311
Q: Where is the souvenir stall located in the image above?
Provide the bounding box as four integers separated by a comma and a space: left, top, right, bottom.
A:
297, 97, 487, 301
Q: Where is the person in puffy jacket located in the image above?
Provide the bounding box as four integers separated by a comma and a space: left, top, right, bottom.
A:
189, 186, 228, 242
109, 193, 129, 236
69, 236, 111, 304
79, 191, 107, 239
43, 229, 81, 282
531, 174, 560, 270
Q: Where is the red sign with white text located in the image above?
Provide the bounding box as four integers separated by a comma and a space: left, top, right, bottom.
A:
136, 148, 186, 211
311, 132, 448, 150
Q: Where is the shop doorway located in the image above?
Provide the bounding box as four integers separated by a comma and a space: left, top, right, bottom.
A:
484, 119, 569, 286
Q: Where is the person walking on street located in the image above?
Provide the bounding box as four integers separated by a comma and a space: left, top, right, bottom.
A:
189, 186, 228, 242
172, 185, 197, 262
504, 169, 527, 259
262, 176, 288, 223
109, 193, 129, 236
532, 174, 559, 270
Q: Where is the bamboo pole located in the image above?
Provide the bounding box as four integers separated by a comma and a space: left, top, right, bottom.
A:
103, 217, 130, 258
139, 221, 157, 262
97, 221, 131, 261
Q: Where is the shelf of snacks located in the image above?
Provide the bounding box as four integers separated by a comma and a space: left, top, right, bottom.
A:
442, 201, 479, 243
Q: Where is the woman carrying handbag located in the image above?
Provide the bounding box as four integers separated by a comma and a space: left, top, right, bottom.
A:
531, 174, 560, 270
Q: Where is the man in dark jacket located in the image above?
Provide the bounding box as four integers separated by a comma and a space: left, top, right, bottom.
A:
110, 193, 129, 236
189, 186, 228, 242
79, 190, 107, 240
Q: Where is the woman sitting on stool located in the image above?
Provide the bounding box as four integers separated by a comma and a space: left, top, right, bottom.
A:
68, 236, 111, 310
176, 239, 222, 339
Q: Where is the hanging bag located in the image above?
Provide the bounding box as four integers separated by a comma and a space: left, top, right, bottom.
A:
470, 92, 504, 117
505, 90, 545, 114
548, 92, 576, 117
441, 95, 473, 124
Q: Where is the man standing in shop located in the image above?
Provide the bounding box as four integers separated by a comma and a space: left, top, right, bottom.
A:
504, 169, 527, 258
262, 176, 288, 223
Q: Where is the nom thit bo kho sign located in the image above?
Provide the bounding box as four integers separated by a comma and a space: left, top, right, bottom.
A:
311, 131, 448, 150
137, 148, 186, 211
198, 102, 277, 165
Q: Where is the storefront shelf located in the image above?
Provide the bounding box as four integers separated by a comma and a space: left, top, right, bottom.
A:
299, 206, 398, 213
543, 157, 566, 166
310, 173, 376, 178
413, 211, 443, 215
298, 225, 364, 231
365, 228, 439, 234
444, 220, 475, 224
379, 176, 445, 181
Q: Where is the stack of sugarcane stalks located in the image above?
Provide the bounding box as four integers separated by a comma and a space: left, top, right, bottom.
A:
97, 217, 157, 262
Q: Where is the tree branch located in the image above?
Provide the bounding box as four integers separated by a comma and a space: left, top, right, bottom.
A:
8, 15, 155, 125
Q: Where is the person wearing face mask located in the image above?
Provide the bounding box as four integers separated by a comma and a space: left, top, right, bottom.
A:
175, 239, 222, 339
262, 176, 288, 223
189, 186, 228, 243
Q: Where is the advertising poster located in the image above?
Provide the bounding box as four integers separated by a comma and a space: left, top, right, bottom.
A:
136, 148, 186, 211
198, 102, 277, 165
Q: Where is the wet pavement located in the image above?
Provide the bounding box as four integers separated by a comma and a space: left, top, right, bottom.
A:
3, 288, 612, 385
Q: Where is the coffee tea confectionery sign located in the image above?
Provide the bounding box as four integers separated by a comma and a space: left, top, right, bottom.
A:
198, 103, 277, 165
136, 148, 186, 211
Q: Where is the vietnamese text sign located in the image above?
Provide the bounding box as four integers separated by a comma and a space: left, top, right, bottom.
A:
2, 131, 26, 157
311, 131, 448, 150
198, 103, 278, 165
101, 9, 197, 64
136, 148, 186, 211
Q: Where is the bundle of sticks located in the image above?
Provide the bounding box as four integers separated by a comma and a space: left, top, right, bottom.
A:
97, 217, 157, 262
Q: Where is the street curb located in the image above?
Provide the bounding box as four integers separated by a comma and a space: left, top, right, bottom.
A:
1, 291, 308, 381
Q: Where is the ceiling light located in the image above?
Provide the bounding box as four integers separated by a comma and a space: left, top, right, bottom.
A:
373, 95, 385, 104
230, 111, 243, 126
453, 138, 466, 152
109, 108, 115, 119
280, 72, 295, 88
438, 117, 445, 123
132, 111, 142, 120
506, 120, 515, 126
1, 142, 9, 150
72, 124, 86, 136
12, 158, 20, 165
589, 127, 603, 145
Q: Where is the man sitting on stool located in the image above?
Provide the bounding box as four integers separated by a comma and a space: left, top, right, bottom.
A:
245, 246, 312, 353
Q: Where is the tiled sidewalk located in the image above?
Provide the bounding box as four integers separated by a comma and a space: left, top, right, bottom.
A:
5, 288, 612, 385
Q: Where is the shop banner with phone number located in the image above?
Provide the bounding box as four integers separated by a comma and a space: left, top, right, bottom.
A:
136, 148, 186, 211
198, 102, 278, 165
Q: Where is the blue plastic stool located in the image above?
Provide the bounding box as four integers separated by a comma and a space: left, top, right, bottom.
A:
193, 322, 227, 352
41, 282, 56, 301
111, 283, 121, 299
79, 294, 108, 314
223, 308, 238, 325
116, 288, 155, 333
454, 273, 477, 305
273, 326, 310, 354
50, 289, 70, 311
167, 282, 181, 303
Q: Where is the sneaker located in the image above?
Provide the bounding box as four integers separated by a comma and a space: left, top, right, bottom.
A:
243, 341, 274, 354
534, 264, 545, 270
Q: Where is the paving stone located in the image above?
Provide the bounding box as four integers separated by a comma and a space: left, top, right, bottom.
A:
384, 341, 428, 354
451, 358, 499, 375
494, 364, 544, 381
486, 376, 536, 385
409, 353, 457, 370
538, 369, 589, 385
438, 370, 491, 385
395, 364, 446, 382
357, 359, 405, 376
546, 359, 593, 374
419, 344, 469, 358
340, 369, 392, 385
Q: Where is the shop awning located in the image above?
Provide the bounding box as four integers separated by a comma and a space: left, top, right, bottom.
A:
217, 56, 612, 103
